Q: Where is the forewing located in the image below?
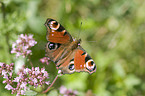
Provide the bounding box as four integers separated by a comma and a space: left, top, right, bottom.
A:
45, 18, 73, 44
45, 18, 73, 62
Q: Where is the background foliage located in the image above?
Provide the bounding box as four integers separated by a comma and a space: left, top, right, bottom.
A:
0, 0, 145, 96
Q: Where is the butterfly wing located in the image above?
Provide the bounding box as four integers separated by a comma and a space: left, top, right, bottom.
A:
45, 18, 73, 62
45, 18, 73, 44
74, 46, 96, 74
45, 18, 96, 74
58, 46, 96, 74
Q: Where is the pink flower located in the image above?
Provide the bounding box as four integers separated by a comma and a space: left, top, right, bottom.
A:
40, 57, 50, 65
1, 63, 50, 95
43, 71, 49, 77
57, 70, 63, 76
59, 86, 78, 96
13, 77, 20, 82
45, 81, 50, 85
20, 82, 27, 90
11, 34, 37, 58
2, 70, 7, 77
3, 80, 7, 83
20, 90, 25, 95
35, 67, 40, 75
59, 86, 67, 94
23, 68, 30, 74
5, 84, 13, 90
0, 62, 4, 66
32, 78, 38, 84
41, 67, 49, 77
58, 70, 62, 74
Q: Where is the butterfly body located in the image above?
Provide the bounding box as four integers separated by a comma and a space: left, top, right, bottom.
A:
45, 18, 96, 74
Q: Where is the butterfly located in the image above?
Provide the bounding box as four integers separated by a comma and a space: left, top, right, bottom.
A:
45, 18, 96, 74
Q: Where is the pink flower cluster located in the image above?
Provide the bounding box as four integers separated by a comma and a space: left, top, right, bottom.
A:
11, 34, 37, 58
0, 62, 50, 96
40, 57, 50, 65
0, 62, 14, 89
59, 86, 78, 96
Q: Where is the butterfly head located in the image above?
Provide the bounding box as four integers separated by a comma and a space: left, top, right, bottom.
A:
74, 38, 81, 46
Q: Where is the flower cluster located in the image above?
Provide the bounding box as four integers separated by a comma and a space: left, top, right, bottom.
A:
1, 33, 80, 96
40, 57, 50, 65
0, 62, 14, 90
11, 34, 37, 58
12, 67, 50, 95
59, 86, 78, 96
0, 63, 50, 96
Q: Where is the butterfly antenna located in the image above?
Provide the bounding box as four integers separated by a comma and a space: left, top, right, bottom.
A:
88, 41, 97, 42
78, 22, 82, 39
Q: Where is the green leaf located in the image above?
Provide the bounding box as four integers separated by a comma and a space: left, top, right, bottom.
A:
47, 89, 58, 96
25, 90, 37, 96
124, 74, 141, 89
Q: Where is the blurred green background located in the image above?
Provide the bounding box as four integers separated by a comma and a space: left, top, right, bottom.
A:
0, 0, 145, 96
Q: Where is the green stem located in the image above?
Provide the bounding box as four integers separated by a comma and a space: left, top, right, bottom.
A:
0, 1, 6, 22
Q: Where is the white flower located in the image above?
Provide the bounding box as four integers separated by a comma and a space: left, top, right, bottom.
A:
5, 84, 13, 90
33, 78, 38, 84
13, 77, 20, 82
0, 62, 4, 66
20, 82, 27, 90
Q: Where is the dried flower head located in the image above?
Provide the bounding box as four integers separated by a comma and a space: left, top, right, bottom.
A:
11, 34, 37, 58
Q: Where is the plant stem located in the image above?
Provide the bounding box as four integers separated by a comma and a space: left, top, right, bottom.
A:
0, 1, 6, 22
42, 75, 58, 93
